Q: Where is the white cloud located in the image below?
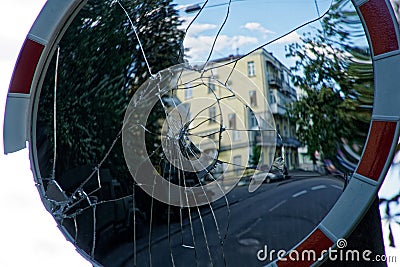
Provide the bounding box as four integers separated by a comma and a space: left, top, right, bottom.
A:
242, 22, 275, 38
179, 17, 218, 34
183, 34, 258, 62
273, 31, 301, 44
187, 23, 218, 35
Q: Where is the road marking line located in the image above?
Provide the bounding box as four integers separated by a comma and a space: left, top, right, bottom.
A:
311, 185, 327, 191
292, 190, 307, 198
236, 218, 262, 238
330, 184, 343, 190
269, 200, 287, 212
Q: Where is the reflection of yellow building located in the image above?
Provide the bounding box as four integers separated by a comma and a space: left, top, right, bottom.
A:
173, 48, 299, 180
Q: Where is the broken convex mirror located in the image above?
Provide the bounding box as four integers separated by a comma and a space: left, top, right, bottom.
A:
29, 0, 373, 266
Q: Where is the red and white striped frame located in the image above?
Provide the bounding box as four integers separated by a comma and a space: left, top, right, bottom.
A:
3, 0, 400, 266
3, 0, 97, 264
3, 0, 86, 154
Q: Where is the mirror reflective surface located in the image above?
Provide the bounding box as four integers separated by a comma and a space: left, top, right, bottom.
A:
33, 0, 373, 266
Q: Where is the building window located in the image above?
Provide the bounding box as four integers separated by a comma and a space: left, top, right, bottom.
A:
185, 83, 193, 99
248, 109, 258, 129
249, 90, 257, 107
283, 71, 289, 84
228, 113, 240, 141
209, 106, 216, 124
247, 61, 255, 77
233, 155, 242, 175
269, 90, 276, 104
229, 113, 236, 129
208, 78, 216, 94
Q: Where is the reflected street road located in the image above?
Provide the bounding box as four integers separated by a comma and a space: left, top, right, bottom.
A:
103, 172, 344, 267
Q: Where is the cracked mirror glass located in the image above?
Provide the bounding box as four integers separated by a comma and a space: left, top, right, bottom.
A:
34, 0, 373, 266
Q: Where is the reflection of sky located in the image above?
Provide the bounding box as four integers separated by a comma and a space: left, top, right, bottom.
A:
0, 0, 399, 266
173, 0, 363, 67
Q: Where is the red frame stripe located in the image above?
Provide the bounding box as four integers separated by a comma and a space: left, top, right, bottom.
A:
356, 121, 397, 181
359, 0, 399, 56
277, 229, 333, 267
9, 39, 44, 94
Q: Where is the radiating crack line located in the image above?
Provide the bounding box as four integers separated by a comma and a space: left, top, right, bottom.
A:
165, 148, 176, 267
73, 215, 78, 245
184, 140, 229, 266
223, 128, 273, 132
225, 61, 237, 86
176, 81, 206, 91
177, 0, 209, 62
117, 0, 154, 76
202, 0, 232, 72
91, 204, 97, 258
126, 123, 170, 139
66, 195, 133, 215
148, 174, 156, 267
187, 130, 222, 139
181, 78, 233, 264
187, 104, 221, 131
188, 114, 222, 133
66, 130, 123, 213
51, 46, 60, 180
191, 189, 214, 267
132, 183, 137, 267
157, 91, 183, 135
177, 147, 199, 266
218, 160, 250, 170
87, 168, 102, 197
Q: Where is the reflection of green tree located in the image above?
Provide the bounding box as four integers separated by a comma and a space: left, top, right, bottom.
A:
286, 0, 400, 256
38, 0, 184, 189
286, 0, 373, 162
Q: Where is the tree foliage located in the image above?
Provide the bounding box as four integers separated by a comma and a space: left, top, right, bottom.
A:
37, 0, 184, 183
286, 0, 373, 161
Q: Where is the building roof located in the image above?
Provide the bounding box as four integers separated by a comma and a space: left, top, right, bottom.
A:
209, 48, 291, 73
